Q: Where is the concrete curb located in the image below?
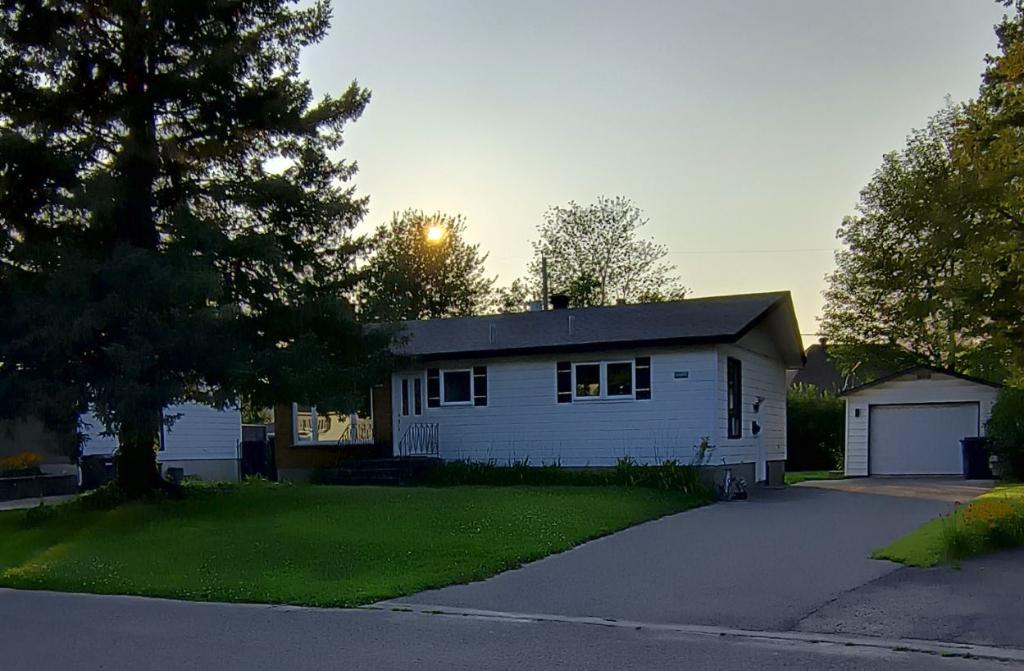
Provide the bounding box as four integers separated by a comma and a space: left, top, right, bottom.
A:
371, 601, 1024, 664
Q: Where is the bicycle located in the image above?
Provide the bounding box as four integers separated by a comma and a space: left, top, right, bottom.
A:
717, 461, 748, 501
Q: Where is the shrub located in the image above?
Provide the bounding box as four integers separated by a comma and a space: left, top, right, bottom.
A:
0, 452, 42, 477
986, 387, 1024, 479
786, 384, 844, 471
418, 457, 710, 497
941, 496, 1024, 561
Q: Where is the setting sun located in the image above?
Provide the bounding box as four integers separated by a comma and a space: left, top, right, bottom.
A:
425, 224, 445, 243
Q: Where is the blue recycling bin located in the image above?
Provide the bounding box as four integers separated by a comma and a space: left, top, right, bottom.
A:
960, 437, 993, 479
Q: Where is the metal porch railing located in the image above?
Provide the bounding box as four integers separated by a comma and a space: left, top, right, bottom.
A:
397, 423, 440, 457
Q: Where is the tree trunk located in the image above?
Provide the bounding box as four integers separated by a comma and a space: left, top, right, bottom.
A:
115, 415, 164, 498
111, 4, 164, 499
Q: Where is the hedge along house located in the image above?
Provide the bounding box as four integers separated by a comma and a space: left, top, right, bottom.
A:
841, 366, 1001, 477
268, 291, 797, 485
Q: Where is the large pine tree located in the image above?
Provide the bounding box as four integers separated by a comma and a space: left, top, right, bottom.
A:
0, 1, 391, 495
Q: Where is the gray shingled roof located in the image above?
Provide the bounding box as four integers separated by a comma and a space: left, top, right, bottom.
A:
391, 291, 800, 361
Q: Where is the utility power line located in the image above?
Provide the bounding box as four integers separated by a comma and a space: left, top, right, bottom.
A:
667, 248, 835, 255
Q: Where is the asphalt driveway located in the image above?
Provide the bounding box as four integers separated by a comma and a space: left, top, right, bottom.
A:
394, 481, 960, 631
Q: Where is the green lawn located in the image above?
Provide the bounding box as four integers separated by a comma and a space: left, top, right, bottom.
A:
785, 470, 844, 485
0, 482, 707, 607
874, 483, 1024, 567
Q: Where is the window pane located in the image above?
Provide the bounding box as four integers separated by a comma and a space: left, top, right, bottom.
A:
607, 362, 633, 396
575, 363, 601, 397
401, 379, 409, 416
442, 370, 472, 403
317, 410, 351, 442
295, 406, 314, 441
414, 378, 423, 415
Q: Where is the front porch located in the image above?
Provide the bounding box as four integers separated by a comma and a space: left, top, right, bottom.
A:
271, 388, 440, 481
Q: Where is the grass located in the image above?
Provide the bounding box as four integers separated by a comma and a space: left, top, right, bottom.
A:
785, 470, 844, 485
874, 483, 1024, 567
0, 481, 708, 607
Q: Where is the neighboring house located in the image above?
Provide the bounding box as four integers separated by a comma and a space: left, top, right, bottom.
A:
841, 366, 1001, 477
273, 291, 805, 485
0, 418, 77, 476
81, 403, 243, 482
787, 338, 855, 393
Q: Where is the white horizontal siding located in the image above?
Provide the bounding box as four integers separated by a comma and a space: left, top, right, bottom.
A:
160, 403, 241, 461
393, 347, 721, 467
843, 373, 1000, 477
80, 403, 241, 462
716, 334, 788, 480
392, 318, 794, 469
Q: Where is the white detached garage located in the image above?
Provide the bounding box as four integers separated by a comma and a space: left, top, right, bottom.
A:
843, 366, 1000, 477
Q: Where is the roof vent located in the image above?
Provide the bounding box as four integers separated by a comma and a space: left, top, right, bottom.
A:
568, 315, 575, 336
550, 293, 570, 310
916, 371, 932, 380
488, 323, 496, 344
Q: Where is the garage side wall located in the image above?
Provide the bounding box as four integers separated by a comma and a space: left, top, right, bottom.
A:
844, 373, 999, 477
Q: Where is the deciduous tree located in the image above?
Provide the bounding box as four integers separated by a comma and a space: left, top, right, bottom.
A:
527, 197, 686, 307
821, 105, 1004, 379
358, 210, 494, 321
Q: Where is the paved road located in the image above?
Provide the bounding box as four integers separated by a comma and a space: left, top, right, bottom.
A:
0, 589, 1015, 671
397, 483, 953, 630
799, 547, 1024, 648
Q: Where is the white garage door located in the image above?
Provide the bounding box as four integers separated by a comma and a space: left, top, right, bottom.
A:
868, 403, 979, 475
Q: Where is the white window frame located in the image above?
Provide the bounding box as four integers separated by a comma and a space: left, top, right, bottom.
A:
572, 360, 636, 401
291, 403, 371, 445
572, 362, 603, 400
440, 368, 474, 406
605, 360, 636, 398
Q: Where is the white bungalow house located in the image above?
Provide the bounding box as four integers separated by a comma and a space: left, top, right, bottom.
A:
381, 291, 805, 484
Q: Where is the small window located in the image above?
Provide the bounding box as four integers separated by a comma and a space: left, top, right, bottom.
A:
727, 357, 742, 439
574, 363, 601, 398
442, 370, 473, 405
426, 369, 441, 407
292, 403, 371, 445
414, 377, 423, 415
295, 405, 315, 441
607, 362, 633, 396
401, 380, 410, 416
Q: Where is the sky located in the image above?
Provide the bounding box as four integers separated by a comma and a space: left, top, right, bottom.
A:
300, 0, 1006, 345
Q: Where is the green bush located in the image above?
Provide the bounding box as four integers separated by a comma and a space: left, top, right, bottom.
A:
417, 457, 711, 497
941, 496, 1024, 561
986, 386, 1024, 479
786, 383, 844, 471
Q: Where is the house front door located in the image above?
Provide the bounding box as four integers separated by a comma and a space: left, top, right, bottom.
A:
395, 374, 423, 454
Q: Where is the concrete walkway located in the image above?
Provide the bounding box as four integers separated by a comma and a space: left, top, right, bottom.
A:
394, 484, 954, 631
0, 494, 76, 512
796, 477, 993, 503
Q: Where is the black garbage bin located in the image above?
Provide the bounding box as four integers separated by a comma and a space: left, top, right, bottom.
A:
79, 455, 117, 490
961, 437, 993, 479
